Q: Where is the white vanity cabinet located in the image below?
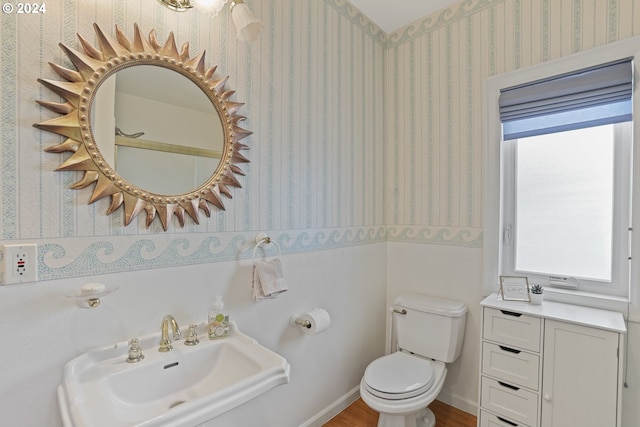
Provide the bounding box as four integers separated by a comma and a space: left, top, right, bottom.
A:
478, 295, 626, 427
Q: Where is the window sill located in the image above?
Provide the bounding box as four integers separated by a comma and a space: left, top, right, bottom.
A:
542, 286, 629, 314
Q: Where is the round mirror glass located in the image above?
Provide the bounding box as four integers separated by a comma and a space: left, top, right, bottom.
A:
91, 65, 224, 195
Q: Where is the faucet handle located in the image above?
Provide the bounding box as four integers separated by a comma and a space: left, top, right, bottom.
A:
184, 324, 199, 346
126, 338, 145, 363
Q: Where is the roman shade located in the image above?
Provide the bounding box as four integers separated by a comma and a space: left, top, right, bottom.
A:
499, 58, 633, 140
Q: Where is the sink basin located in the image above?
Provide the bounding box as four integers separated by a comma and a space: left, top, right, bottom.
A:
58, 322, 290, 427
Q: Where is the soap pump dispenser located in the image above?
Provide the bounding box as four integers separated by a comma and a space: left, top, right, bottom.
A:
208, 295, 229, 339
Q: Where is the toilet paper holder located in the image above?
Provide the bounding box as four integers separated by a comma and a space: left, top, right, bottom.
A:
289, 308, 331, 335
289, 314, 312, 329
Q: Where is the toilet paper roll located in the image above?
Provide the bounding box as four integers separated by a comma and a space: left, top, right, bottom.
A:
299, 308, 331, 335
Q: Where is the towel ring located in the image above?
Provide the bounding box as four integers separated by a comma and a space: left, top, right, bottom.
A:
253, 233, 282, 263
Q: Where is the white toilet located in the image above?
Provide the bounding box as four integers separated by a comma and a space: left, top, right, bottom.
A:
360, 293, 467, 427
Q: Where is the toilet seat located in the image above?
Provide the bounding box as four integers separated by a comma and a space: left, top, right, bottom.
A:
363, 351, 434, 400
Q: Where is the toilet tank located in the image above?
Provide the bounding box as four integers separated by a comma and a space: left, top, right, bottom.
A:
394, 293, 467, 363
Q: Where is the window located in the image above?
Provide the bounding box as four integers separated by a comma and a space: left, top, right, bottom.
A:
482, 38, 640, 303
501, 122, 632, 296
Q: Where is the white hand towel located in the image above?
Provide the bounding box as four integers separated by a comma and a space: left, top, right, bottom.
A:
252, 258, 288, 301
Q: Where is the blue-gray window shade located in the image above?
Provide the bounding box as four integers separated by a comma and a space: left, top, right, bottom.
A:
499, 58, 633, 140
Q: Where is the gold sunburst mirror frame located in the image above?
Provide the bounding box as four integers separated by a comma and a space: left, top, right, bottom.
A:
35, 23, 251, 231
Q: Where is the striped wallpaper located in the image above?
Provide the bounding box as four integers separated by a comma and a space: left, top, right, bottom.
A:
1, 0, 640, 280
1, 0, 386, 236
386, 0, 640, 248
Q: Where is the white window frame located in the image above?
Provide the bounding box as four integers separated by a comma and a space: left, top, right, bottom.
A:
483, 36, 640, 311
502, 123, 631, 295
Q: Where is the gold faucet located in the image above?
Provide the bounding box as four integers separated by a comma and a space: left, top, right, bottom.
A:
159, 315, 182, 352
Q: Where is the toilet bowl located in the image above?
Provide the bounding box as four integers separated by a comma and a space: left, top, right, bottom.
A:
359, 293, 467, 427
360, 352, 446, 427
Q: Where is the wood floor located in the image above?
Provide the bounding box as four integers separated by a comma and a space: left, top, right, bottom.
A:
323, 398, 477, 427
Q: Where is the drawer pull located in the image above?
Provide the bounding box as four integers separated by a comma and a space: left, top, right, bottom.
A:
497, 416, 519, 426
498, 381, 520, 391
500, 310, 523, 317
499, 345, 521, 354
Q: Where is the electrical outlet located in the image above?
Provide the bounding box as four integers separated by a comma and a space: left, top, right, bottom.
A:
1, 244, 38, 285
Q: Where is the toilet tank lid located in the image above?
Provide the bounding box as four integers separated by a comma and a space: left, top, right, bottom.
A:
394, 293, 468, 317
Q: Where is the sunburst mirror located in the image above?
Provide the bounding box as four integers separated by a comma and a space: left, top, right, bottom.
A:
35, 23, 251, 231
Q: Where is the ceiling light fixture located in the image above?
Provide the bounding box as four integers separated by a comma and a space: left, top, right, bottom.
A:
156, 0, 193, 12
156, 0, 263, 42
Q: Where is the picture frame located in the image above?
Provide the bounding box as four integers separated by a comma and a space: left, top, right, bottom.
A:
499, 276, 530, 301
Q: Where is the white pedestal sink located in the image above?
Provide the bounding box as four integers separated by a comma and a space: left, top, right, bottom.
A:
58, 322, 290, 427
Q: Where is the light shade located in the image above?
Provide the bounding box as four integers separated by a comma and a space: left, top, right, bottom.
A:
193, 0, 227, 15
231, 0, 264, 42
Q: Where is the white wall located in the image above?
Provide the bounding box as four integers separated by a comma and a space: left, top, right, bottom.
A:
0, 243, 387, 427
386, 242, 483, 414
623, 320, 640, 427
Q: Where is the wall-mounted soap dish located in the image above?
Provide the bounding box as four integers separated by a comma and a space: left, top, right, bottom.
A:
66, 283, 118, 308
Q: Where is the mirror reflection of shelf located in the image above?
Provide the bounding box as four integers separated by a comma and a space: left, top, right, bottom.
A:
115, 135, 222, 159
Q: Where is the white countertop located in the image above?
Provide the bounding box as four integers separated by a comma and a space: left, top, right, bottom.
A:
481, 293, 627, 333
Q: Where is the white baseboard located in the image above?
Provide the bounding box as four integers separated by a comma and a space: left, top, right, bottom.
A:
299, 386, 361, 427
436, 390, 478, 417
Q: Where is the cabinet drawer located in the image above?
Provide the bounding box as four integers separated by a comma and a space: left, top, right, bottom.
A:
480, 377, 538, 427
480, 410, 530, 427
483, 308, 541, 352
482, 342, 540, 390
